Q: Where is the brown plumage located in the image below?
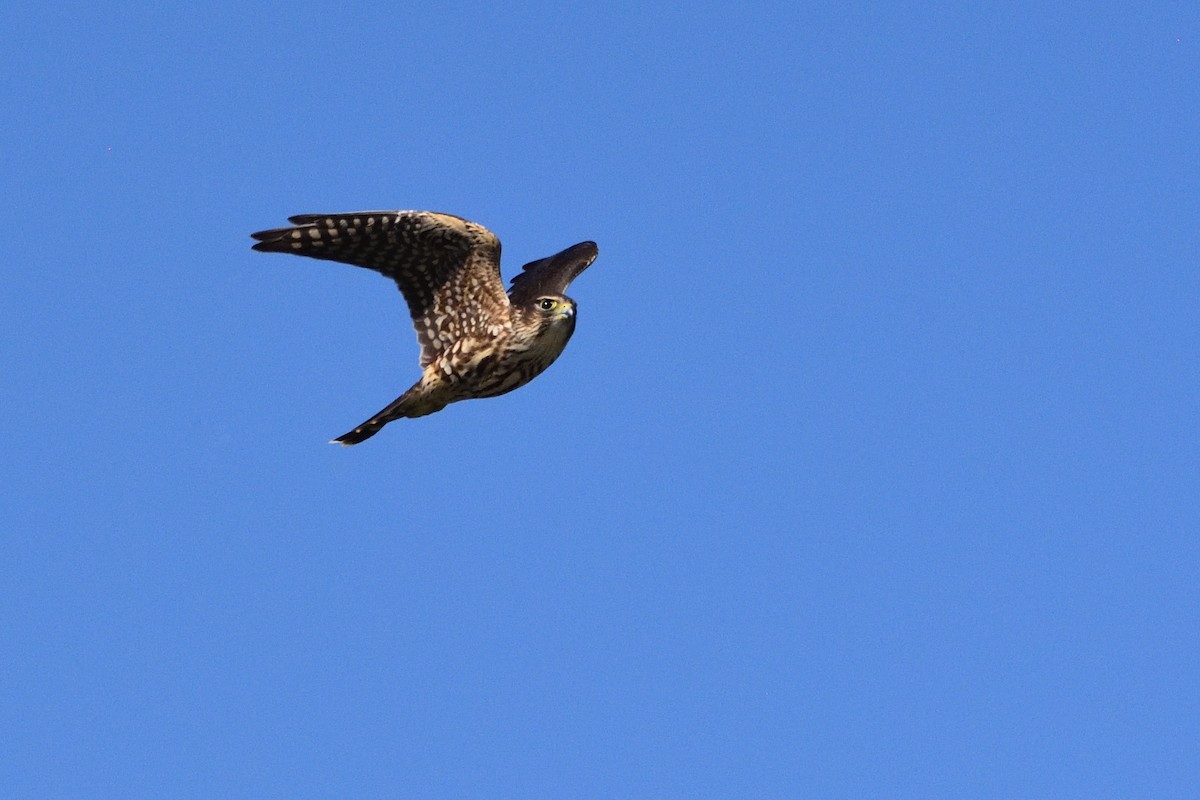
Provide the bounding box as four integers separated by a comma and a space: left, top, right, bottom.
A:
250, 211, 598, 444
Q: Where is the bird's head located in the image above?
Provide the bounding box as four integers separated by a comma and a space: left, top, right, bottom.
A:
514, 293, 577, 350
530, 294, 576, 323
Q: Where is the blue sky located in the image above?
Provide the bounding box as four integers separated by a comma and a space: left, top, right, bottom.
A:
3, 1, 1197, 797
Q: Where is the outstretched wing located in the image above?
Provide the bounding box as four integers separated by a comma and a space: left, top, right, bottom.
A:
251, 211, 511, 366
507, 241, 599, 304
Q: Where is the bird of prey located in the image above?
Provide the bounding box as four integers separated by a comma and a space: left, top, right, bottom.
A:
250, 211, 598, 445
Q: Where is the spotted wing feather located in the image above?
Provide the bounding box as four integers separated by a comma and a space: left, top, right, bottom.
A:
251, 211, 511, 366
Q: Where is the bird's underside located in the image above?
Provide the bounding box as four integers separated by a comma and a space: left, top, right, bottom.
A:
250, 210, 598, 444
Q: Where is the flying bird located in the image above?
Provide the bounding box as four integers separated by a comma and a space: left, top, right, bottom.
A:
250, 211, 598, 445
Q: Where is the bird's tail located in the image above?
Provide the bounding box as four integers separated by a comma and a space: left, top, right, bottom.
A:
331, 395, 408, 446
331, 417, 391, 446
330, 388, 446, 445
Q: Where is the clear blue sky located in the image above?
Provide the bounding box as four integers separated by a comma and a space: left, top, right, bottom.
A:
3, 2, 1197, 797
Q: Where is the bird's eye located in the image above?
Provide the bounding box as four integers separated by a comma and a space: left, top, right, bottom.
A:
539, 298, 555, 310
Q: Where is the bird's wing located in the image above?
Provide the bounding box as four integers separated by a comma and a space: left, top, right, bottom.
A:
251, 211, 510, 366
507, 241, 599, 305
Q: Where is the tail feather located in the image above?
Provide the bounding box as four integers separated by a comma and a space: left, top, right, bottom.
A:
331, 396, 409, 446
330, 386, 447, 445
332, 420, 387, 446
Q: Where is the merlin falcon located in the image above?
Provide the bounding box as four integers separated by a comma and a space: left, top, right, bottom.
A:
250, 211, 598, 445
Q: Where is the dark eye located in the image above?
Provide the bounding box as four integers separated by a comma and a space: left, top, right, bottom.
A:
539, 298, 555, 310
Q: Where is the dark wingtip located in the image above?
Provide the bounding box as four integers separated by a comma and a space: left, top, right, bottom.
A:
564, 241, 599, 259
249, 226, 295, 250
507, 238, 599, 302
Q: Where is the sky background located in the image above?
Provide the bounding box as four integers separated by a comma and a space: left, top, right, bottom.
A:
2, 1, 1198, 797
